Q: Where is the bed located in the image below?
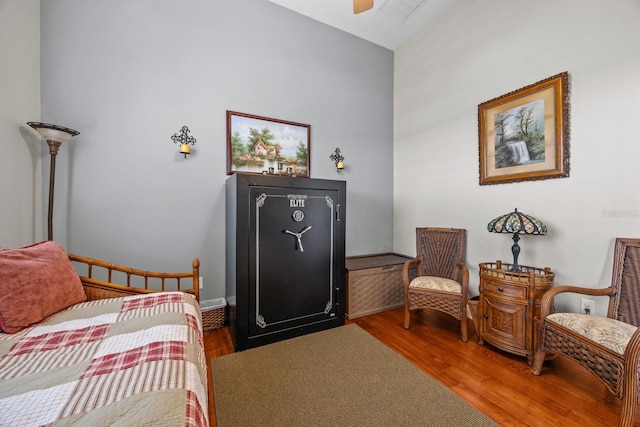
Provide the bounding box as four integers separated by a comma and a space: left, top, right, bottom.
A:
0, 241, 208, 426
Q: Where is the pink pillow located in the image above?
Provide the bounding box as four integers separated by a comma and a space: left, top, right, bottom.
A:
0, 241, 87, 333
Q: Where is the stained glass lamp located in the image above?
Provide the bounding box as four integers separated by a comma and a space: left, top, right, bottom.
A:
487, 208, 547, 272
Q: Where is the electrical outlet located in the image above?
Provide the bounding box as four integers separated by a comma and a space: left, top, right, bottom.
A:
199, 276, 203, 289
580, 298, 595, 315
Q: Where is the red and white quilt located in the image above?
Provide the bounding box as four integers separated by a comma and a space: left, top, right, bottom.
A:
0, 292, 208, 426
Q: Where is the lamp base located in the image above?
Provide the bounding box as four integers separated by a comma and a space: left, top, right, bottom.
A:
510, 233, 522, 272
47, 149, 58, 241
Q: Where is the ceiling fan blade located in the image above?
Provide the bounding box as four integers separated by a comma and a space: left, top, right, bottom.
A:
353, 0, 373, 14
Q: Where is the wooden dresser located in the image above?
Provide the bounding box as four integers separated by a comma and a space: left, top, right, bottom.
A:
477, 261, 554, 365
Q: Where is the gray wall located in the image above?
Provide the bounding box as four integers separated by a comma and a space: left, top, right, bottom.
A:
0, 0, 42, 249
40, 0, 394, 300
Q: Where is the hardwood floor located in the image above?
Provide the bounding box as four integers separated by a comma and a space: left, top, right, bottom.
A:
204, 307, 638, 426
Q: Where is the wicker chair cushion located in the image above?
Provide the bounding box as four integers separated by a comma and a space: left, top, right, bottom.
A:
547, 313, 638, 355
409, 276, 461, 293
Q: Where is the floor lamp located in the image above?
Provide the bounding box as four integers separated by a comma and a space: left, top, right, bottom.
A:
27, 122, 80, 241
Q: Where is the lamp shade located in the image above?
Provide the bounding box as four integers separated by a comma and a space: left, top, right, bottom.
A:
487, 208, 547, 236
27, 122, 79, 144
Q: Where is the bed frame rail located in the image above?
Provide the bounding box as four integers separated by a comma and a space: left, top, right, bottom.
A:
68, 254, 200, 302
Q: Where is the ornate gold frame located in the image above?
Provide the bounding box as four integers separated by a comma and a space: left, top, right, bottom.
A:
478, 72, 570, 185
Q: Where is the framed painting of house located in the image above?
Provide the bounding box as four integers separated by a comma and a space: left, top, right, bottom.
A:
478, 72, 570, 185
226, 111, 310, 177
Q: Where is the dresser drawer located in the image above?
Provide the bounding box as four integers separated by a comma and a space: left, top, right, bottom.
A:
482, 279, 527, 300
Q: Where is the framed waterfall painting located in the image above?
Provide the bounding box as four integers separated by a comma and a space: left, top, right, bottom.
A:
478, 72, 570, 185
226, 111, 310, 177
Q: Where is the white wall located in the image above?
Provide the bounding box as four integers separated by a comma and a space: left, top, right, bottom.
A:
394, 0, 640, 314
40, 0, 394, 300
0, 0, 42, 248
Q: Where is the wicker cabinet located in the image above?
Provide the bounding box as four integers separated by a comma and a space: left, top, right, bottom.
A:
345, 253, 412, 319
477, 261, 554, 365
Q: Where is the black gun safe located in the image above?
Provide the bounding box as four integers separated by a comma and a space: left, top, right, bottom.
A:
225, 173, 346, 351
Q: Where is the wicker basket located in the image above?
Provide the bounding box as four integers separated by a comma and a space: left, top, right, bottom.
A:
467, 296, 480, 337
345, 253, 412, 319
200, 298, 226, 331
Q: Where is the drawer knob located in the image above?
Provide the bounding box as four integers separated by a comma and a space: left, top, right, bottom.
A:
483, 314, 488, 319
498, 287, 504, 292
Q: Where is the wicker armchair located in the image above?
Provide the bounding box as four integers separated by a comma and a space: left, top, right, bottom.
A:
403, 227, 469, 342
532, 238, 640, 427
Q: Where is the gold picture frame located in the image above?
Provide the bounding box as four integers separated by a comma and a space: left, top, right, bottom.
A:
478, 72, 570, 185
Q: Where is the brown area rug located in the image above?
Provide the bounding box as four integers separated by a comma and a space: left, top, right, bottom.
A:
211, 324, 497, 426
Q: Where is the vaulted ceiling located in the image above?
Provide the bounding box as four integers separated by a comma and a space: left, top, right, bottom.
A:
268, 0, 458, 51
